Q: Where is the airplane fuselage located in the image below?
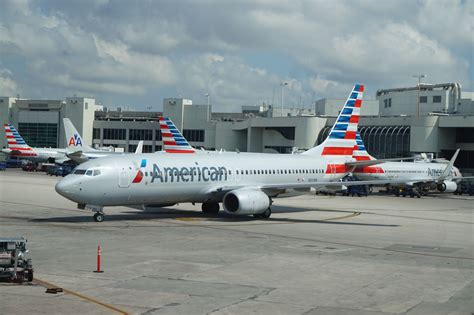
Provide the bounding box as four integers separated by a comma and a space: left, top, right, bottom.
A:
56, 152, 353, 207
354, 161, 460, 184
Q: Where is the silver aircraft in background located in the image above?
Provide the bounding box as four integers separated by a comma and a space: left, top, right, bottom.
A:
63, 118, 143, 163
55, 85, 461, 222
351, 132, 463, 193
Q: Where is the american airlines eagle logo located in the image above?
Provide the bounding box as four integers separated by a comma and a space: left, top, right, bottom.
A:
68, 134, 83, 147
132, 159, 147, 183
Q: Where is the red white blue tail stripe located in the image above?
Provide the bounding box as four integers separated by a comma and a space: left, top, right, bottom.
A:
159, 117, 195, 153
3, 123, 38, 157
352, 131, 375, 161
303, 84, 364, 157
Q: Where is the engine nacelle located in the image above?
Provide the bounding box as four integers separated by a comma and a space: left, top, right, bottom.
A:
223, 189, 270, 215
437, 181, 457, 193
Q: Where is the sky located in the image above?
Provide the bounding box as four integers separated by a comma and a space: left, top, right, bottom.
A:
0, 0, 472, 112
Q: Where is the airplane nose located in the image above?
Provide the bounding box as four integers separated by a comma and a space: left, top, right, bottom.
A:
55, 178, 73, 199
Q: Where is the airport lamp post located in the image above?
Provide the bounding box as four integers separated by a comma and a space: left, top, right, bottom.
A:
412, 74, 427, 116
280, 82, 288, 117
205, 93, 210, 122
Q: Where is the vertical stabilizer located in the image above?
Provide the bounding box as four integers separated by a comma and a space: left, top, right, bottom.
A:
303, 84, 364, 157
352, 131, 376, 161
159, 117, 195, 153
63, 118, 94, 152
3, 124, 38, 157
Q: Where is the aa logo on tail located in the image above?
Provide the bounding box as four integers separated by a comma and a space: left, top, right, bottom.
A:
68, 134, 83, 146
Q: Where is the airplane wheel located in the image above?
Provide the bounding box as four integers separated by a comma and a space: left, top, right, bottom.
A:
260, 208, 271, 219
202, 202, 219, 215
93, 212, 105, 222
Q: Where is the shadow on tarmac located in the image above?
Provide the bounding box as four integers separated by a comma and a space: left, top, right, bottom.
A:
29, 206, 398, 227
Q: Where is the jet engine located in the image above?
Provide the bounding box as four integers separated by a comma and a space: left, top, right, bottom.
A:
437, 181, 457, 193
223, 189, 270, 215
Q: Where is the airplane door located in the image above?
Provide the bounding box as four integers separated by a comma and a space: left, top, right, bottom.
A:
119, 166, 132, 188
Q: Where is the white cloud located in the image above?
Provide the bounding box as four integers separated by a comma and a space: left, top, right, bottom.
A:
0, 69, 18, 96
0, 0, 470, 109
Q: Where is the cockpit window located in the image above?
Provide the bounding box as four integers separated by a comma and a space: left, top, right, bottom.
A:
74, 169, 87, 175
93, 170, 101, 176
86, 170, 93, 176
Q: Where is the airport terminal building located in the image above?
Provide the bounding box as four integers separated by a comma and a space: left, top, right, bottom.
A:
1, 82, 474, 172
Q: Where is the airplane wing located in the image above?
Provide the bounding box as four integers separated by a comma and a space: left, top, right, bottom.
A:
346, 156, 416, 167
66, 150, 88, 164
207, 177, 440, 196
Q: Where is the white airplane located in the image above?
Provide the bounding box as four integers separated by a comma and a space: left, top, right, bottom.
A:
55, 84, 458, 222
351, 132, 463, 193
63, 118, 143, 163
2, 123, 68, 163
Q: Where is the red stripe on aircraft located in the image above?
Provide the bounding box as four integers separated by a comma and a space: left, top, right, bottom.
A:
325, 164, 349, 174
349, 115, 359, 123
163, 141, 177, 145
353, 156, 372, 161
355, 166, 385, 174
132, 170, 143, 183
344, 131, 357, 139
355, 99, 362, 108
165, 149, 195, 153
322, 147, 354, 155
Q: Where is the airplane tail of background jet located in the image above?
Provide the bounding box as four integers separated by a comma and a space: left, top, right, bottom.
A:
3, 123, 38, 157
63, 118, 94, 153
158, 117, 196, 153
352, 131, 376, 161
303, 84, 364, 158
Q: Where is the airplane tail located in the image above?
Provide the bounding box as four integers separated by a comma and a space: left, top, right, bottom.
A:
352, 131, 376, 161
158, 117, 195, 153
303, 84, 364, 158
3, 123, 38, 157
63, 118, 94, 152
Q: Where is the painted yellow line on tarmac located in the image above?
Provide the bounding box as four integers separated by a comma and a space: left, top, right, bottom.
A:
33, 278, 129, 315
175, 217, 203, 221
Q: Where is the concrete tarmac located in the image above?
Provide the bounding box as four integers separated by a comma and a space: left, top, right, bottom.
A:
0, 169, 473, 314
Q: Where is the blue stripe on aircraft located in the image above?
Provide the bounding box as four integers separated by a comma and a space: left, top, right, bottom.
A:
342, 108, 353, 115
345, 100, 355, 107
329, 132, 346, 139
337, 115, 350, 123
333, 124, 348, 131
350, 92, 358, 99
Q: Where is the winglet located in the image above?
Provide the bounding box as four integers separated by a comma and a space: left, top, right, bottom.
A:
135, 141, 143, 154
438, 148, 460, 182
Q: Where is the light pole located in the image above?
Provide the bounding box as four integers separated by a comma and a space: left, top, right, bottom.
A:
280, 82, 288, 117
412, 74, 427, 116
205, 93, 210, 121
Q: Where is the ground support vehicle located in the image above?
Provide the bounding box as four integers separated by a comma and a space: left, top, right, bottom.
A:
0, 238, 33, 283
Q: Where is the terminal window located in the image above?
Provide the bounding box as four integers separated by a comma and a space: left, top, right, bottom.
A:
419, 96, 428, 103
183, 129, 205, 142
433, 96, 442, 103
103, 128, 126, 140
129, 129, 153, 141
93, 128, 100, 140
18, 123, 58, 147
155, 130, 162, 141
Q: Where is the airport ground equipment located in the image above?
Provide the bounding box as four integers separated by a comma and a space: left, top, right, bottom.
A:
0, 237, 33, 282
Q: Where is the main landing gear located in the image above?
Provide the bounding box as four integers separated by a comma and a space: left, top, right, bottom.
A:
93, 212, 105, 222
201, 202, 220, 215
253, 208, 271, 219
